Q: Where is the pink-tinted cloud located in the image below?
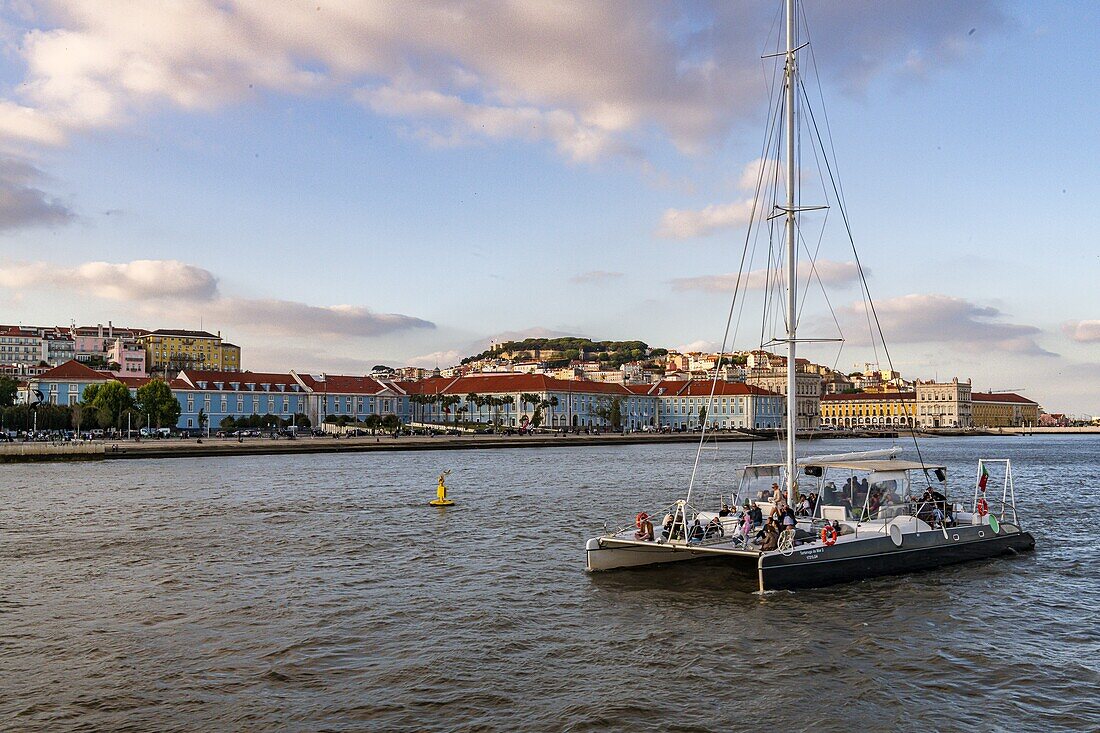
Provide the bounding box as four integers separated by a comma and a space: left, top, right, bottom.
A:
1062, 320, 1100, 343
843, 293, 1056, 357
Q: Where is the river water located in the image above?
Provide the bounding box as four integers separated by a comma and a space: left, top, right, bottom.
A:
1, 435, 1098, 732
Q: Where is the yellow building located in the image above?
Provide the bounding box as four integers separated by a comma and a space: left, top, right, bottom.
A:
220, 342, 241, 371
138, 329, 241, 373
971, 392, 1040, 427
820, 391, 916, 428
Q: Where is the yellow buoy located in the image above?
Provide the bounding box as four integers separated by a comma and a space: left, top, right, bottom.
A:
429, 469, 455, 506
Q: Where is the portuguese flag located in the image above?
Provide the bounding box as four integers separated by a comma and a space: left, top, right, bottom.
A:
978, 464, 989, 492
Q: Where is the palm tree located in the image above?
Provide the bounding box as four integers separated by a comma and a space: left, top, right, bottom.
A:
440, 395, 461, 428
465, 392, 479, 423
519, 392, 540, 422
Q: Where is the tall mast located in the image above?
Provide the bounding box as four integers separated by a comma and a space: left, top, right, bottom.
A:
784, 0, 798, 504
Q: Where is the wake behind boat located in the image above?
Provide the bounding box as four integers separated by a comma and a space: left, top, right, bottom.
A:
584, 0, 1036, 590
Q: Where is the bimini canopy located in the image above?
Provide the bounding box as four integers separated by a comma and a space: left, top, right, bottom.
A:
807, 459, 944, 473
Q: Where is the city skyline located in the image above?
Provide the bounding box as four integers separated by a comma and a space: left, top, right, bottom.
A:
0, 1, 1097, 413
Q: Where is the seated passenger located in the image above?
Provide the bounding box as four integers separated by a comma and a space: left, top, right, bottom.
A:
868, 492, 881, 518
661, 513, 675, 540
635, 515, 654, 541
706, 516, 724, 538
718, 504, 732, 517
759, 520, 780, 551
689, 519, 705, 543
750, 503, 763, 527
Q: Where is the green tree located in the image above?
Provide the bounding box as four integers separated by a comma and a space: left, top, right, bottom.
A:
85, 381, 134, 429
220, 415, 237, 430
593, 396, 623, 429
136, 378, 181, 429
0, 375, 18, 407
699, 406, 707, 427
381, 413, 400, 430
197, 408, 208, 434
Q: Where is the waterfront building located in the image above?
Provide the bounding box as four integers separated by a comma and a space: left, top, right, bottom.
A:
971, 392, 1040, 427
138, 329, 241, 374
643, 380, 784, 430
746, 367, 821, 430
21, 359, 151, 406
295, 373, 402, 426
174, 369, 309, 431
820, 391, 917, 428
395, 373, 650, 429
914, 378, 972, 428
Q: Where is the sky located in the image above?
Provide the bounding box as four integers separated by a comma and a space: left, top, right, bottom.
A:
0, 1, 1096, 414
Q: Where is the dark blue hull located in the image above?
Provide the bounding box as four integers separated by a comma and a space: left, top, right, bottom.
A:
758, 523, 1035, 591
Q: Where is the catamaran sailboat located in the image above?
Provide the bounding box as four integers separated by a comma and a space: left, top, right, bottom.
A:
584, 0, 1035, 591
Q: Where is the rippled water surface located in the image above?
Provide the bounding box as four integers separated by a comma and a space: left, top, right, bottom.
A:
2, 436, 1099, 732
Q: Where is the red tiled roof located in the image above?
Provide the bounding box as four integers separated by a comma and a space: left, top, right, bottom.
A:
300, 374, 387, 394
972, 392, 1037, 405
822, 391, 916, 402
35, 360, 111, 381
179, 369, 300, 390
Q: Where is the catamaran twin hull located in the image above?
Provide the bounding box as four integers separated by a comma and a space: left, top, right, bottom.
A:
586, 524, 1035, 592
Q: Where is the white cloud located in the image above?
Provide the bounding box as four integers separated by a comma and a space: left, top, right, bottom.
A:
1063, 320, 1100, 343
842, 294, 1056, 357
657, 199, 756, 239
0, 1, 1007, 162
671, 260, 860, 292
358, 85, 628, 163
656, 158, 786, 239
405, 349, 464, 369
570, 270, 623, 284
0, 258, 217, 300
675, 340, 720, 353
0, 257, 434, 339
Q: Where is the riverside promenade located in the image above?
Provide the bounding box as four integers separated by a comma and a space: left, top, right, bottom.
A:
3, 426, 1095, 463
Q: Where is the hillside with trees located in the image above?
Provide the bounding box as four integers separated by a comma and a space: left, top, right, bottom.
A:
461, 337, 665, 368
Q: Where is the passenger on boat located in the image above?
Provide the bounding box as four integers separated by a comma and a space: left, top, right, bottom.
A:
770, 483, 783, 504
662, 513, 675, 540
736, 511, 752, 541
750, 503, 763, 528
796, 495, 810, 517
807, 492, 818, 515
706, 516, 724, 538
635, 513, 654, 541
718, 504, 732, 517
689, 519, 705, 544
758, 520, 780, 551
868, 491, 882, 519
